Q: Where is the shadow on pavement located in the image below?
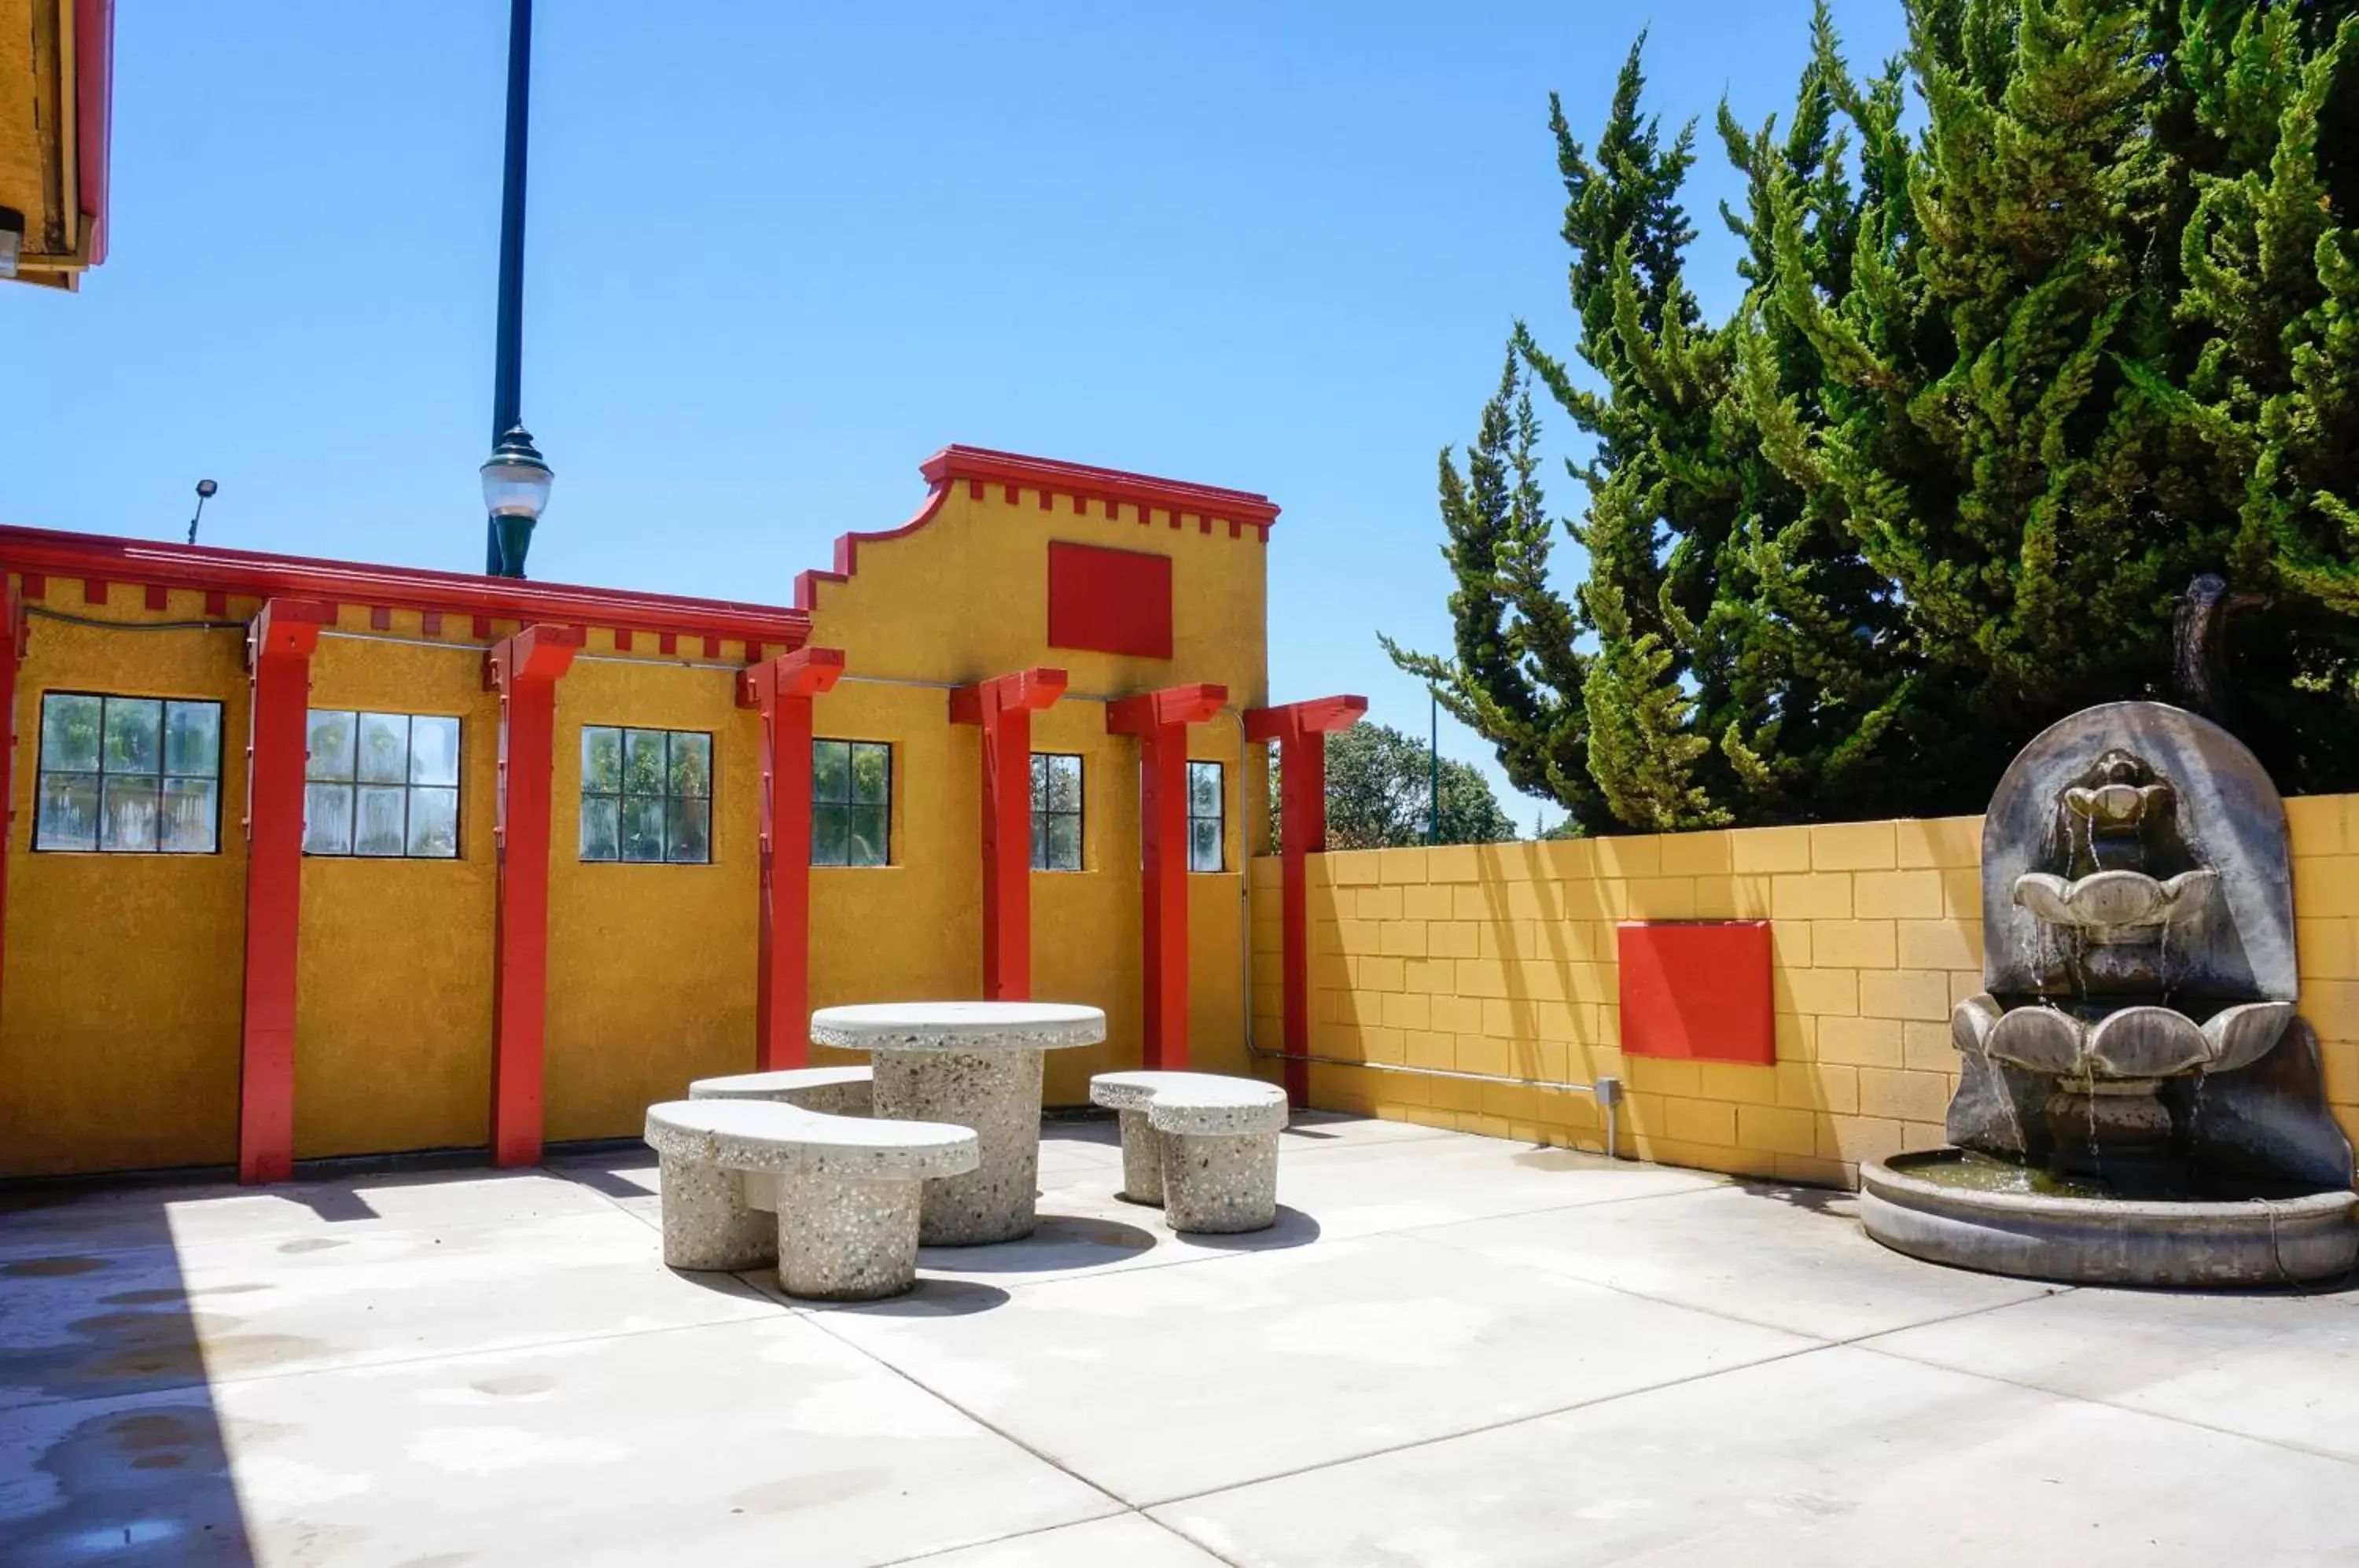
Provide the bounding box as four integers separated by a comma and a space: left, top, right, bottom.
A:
0, 1191, 257, 1566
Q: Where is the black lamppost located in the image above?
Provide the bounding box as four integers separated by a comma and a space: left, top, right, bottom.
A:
484, 0, 548, 576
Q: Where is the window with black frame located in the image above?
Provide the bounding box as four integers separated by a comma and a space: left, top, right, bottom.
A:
1187, 759, 1225, 871
812, 739, 890, 867
33, 692, 223, 853
580, 726, 713, 863
303, 711, 462, 858
1031, 753, 1083, 870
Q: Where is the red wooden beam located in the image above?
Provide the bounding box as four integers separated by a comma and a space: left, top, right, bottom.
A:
484, 624, 584, 1167
1109, 683, 1229, 1069
1243, 696, 1368, 1106
0, 581, 24, 1045
738, 646, 846, 1070
950, 667, 1068, 999
238, 598, 335, 1183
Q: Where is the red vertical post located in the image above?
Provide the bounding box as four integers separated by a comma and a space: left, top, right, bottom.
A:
1245, 696, 1367, 1106
950, 668, 1067, 1000
238, 598, 334, 1183
1108, 683, 1228, 1069
485, 624, 583, 1168
738, 646, 845, 1069
0, 580, 25, 1042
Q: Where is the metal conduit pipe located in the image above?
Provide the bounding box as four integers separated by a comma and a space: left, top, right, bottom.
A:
1243, 1040, 1623, 1159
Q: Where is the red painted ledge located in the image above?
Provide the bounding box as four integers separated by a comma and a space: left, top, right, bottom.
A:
0, 523, 808, 649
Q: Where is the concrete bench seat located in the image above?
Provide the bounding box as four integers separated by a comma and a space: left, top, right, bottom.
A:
689, 1064, 873, 1117
643, 1099, 974, 1300
1089, 1071, 1289, 1234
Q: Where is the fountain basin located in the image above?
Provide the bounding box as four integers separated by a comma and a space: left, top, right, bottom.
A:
1860, 1149, 2358, 1286
1959, 992, 2293, 1082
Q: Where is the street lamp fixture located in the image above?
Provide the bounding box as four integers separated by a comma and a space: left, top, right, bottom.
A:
480, 425, 553, 578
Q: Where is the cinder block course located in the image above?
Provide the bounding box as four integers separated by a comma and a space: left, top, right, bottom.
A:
1858, 1067, 1953, 1123
1813, 919, 1898, 969
1816, 1015, 1905, 1068
1853, 870, 1946, 919
2286, 794, 2348, 856
1659, 829, 1734, 875
1732, 824, 1812, 874
1739, 1104, 1821, 1158
1897, 919, 1982, 970
1812, 820, 1897, 871
1893, 815, 1983, 869
1772, 873, 1855, 920
1779, 968, 1860, 1017
1860, 970, 1952, 1023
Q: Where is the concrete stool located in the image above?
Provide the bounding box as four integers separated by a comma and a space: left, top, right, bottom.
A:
690, 1064, 873, 1117
643, 1099, 975, 1301
1089, 1071, 1289, 1233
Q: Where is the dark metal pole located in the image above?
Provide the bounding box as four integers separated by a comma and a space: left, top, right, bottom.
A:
1428, 687, 1441, 845
488, 0, 533, 573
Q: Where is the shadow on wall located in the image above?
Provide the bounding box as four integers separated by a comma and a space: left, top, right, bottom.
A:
0, 1183, 262, 1566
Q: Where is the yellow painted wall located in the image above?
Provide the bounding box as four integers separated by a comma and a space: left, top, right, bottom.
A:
293, 610, 499, 1159
1268, 796, 2359, 1188
0, 586, 254, 1176
1, 461, 1279, 1174
802, 482, 1271, 1095
543, 642, 762, 1142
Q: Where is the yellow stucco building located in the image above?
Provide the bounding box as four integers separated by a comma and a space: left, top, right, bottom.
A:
0, 446, 1311, 1180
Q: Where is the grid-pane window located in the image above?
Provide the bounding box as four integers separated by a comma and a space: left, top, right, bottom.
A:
303, 712, 462, 858
1031, 753, 1083, 871
581, 727, 712, 863
1187, 760, 1225, 872
812, 740, 889, 867
35, 693, 223, 853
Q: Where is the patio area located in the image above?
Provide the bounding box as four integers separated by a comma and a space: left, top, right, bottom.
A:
3, 1113, 2356, 1567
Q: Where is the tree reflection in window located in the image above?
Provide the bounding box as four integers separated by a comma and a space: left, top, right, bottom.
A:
812, 739, 890, 867
35, 692, 223, 853
303, 710, 462, 858
581, 726, 712, 863
1187, 760, 1225, 872
1031, 753, 1083, 870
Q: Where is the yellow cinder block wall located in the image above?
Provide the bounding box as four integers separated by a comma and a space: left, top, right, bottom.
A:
1262, 795, 2359, 1189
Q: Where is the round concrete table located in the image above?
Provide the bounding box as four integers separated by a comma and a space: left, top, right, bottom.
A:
808, 1002, 1105, 1245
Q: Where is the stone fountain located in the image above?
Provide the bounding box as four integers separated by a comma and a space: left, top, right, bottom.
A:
1859, 701, 2357, 1286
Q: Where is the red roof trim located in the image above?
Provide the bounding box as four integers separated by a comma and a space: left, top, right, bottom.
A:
918, 445, 1279, 528
794, 444, 1278, 615
793, 483, 950, 613
0, 523, 808, 648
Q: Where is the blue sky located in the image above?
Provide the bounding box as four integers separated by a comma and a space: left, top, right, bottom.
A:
0, 1, 1909, 827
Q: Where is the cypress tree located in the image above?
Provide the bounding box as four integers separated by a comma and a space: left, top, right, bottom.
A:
1393, 0, 2359, 830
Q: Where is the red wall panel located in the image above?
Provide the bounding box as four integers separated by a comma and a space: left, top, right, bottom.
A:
1047, 542, 1172, 660
1617, 920, 1775, 1065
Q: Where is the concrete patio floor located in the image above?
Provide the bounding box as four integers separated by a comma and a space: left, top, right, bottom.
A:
3, 1113, 2356, 1566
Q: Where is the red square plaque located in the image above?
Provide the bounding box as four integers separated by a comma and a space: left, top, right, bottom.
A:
1617, 920, 1775, 1064
1047, 541, 1172, 659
